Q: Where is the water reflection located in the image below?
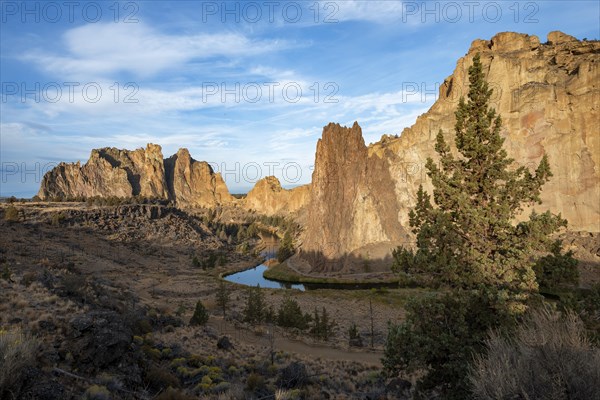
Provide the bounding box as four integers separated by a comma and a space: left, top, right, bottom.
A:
224, 264, 305, 291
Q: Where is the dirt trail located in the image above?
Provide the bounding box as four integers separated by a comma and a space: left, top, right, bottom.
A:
208, 317, 383, 365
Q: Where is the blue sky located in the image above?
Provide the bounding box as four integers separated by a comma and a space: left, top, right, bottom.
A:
1, 0, 599, 195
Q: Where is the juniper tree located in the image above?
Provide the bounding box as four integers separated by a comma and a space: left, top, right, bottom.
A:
215, 280, 230, 317
190, 300, 209, 326
277, 229, 295, 262
393, 53, 566, 308
276, 296, 308, 330
243, 285, 266, 324
385, 54, 570, 398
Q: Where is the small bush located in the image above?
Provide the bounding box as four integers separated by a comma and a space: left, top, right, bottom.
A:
189, 300, 209, 326
145, 365, 180, 391
50, 212, 66, 226
62, 274, 86, 298
83, 385, 110, 400
156, 387, 195, 400
246, 373, 265, 391
470, 308, 600, 400
21, 272, 38, 287
1, 264, 11, 281
4, 205, 19, 222
0, 329, 39, 399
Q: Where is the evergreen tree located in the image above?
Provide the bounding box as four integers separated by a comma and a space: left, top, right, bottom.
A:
215, 280, 230, 317
384, 54, 570, 398
533, 240, 579, 290
393, 53, 565, 308
310, 307, 335, 340
310, 307, 320, 339
189, 300, 209, 326
276, 296, 308, 330
243, 285, 266, 324
277, 229, 295, 262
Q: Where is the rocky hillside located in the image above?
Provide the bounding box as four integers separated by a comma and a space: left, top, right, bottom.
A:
243, 176, 310, 215
38, 144, 233, 208
300, 31, 599, 272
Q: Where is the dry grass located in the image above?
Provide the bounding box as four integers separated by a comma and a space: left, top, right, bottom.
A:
0, 329, 39, 399
470, 307, 600, 400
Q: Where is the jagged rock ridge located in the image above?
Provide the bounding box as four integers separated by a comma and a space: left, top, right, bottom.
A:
301, 31, 599, 271
38, 144, 232, 208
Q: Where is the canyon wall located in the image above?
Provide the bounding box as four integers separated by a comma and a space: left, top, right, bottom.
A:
301, 31, 599, 271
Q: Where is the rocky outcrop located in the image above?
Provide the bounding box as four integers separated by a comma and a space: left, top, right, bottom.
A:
68, 311, 132, 371
164, 148, 233, 207
301, 123, 409, 272
38, 144, 233, 208
301, 31, 599, 271
244, 176, 309, 215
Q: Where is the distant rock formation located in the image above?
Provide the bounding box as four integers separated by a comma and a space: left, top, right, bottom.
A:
244, 176, 309, 215
301, 31, 600, 271
38, 31, 599, 274
300, 122, 409, 271
38, 144, 232, 208
164, 148, 233, 207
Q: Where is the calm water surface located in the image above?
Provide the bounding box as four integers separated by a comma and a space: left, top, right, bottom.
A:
224, 264, 305, 291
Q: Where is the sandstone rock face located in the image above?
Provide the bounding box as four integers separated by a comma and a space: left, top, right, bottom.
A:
301, 123, 409, 272
244, 176, 309, 215
302, 32, 599, 271
164, 148, 233, 207
38, 144, 233, 208
38, 151, 133, 199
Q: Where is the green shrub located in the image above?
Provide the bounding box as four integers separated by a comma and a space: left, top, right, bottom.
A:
534, 240, 579, 290
212, 381, 230, 393
471, 308, 600, 400
348, 322, 362, 346
190, 300, 209, 326
143, 346, 162, 361
196, 375, 213, 392
383, 290, 514, 399
132, 316, 153, 335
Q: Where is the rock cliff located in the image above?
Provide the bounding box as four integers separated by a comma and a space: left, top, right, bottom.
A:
301, 31, 599, 271
244, 176, 309, 215
164, 148, 233, 207
38, 144, 233, 207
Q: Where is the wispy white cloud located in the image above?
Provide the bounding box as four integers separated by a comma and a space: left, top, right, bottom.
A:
332, 1, 410, 23
21, 22, 291, 79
